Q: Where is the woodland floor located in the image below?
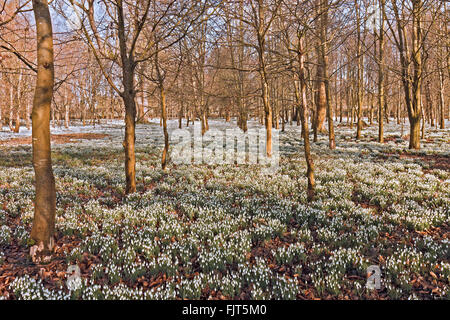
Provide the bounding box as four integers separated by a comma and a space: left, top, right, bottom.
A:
0, 119, 448, 300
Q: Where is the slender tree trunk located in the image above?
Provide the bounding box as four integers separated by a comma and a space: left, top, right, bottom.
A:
318, 0, 335, 149
29, 0, 56, 262
122, 87, 137, 194
178, 101, 183, 129
396, 83, 401, 124
314, 1, 327, 137
9, 86, 14, 131
323, 62, 335, 149
385, 98, 389, 124
13, 72, 23, 133
160, 84, 168, 170
438, 69, 445, 129
14, 89, 21, 134
262, 79, 272, 157
421, 101, 425, 139
138, 74, 145, 123
254, 2, 273, 158
238, 0, 247, 132
155, 48, 169, 171
315, 52, 327, 134
64, 104, 69, 128
355, 0, 364, 140
26, 101, 31, 130
408, 2, 423, 149
296, 36, 315, 201
116, 0, 137, 194
0, 93, 2, 128
14, 108, 20, 133
376, 0, 385, 142
350, 84, 354, 129
425, 80, 433, 127
201, 109, 208, 135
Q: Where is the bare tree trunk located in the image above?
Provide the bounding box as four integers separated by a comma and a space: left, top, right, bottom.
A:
262, 79, 272, 157
178, 101, 183, 129
186, 109, 190, 127
438, 69, 445, 129
317, 0, 335, 148
355, 0, 364, 140
425, 80, 433, 127
238, 0, 247, 132
349, 76, 354, 128
273, 80, 280, 130
138, 73, 145, 123
64, 99, 69, 129
14, 107, 20, 133
378, 0, 385, 142
155, 48, 169, 170
117, 2, 137, 194
421, 101, 425, 139
390, 0, 423, 149
82, 102, 86, 126
201, 109, 208, 135
315, 52, 327, 135
408, 2, 423, 149
253, 1, 274, 157
159, 84, 168, 170
26, 101, 31, 130
0, 91, 2, 128
29, 0, 56, 262
9, 86, 14, 131
296, 36, 315, 201
13, 72, 23, 133
123, 91, 137, 193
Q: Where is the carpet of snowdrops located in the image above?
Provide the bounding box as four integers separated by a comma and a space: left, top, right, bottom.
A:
0, 118, 448, 300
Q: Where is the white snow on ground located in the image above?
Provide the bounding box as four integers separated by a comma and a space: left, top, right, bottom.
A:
1, 118, 448, 139
1, 118, 449, 160
0, 123, 108, 140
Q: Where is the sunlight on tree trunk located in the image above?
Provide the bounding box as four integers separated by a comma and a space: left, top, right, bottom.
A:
29, 0, 56, 263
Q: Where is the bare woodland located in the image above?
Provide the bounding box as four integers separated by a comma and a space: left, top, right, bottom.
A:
0, 0, 449, 300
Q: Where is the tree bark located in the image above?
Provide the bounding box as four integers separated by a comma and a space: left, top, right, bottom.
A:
438, 69, 445, 129
296, 36, 315, 201
159, 84, 168, 170
378, 0, 385, 143
155, 48, 169, 171
122, 87, 137, 194
314, 54, 327, 135
355, 0, 364, 140
117, 1, 137, 194
390, 0, 423, 149
30, 0, 56, 262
